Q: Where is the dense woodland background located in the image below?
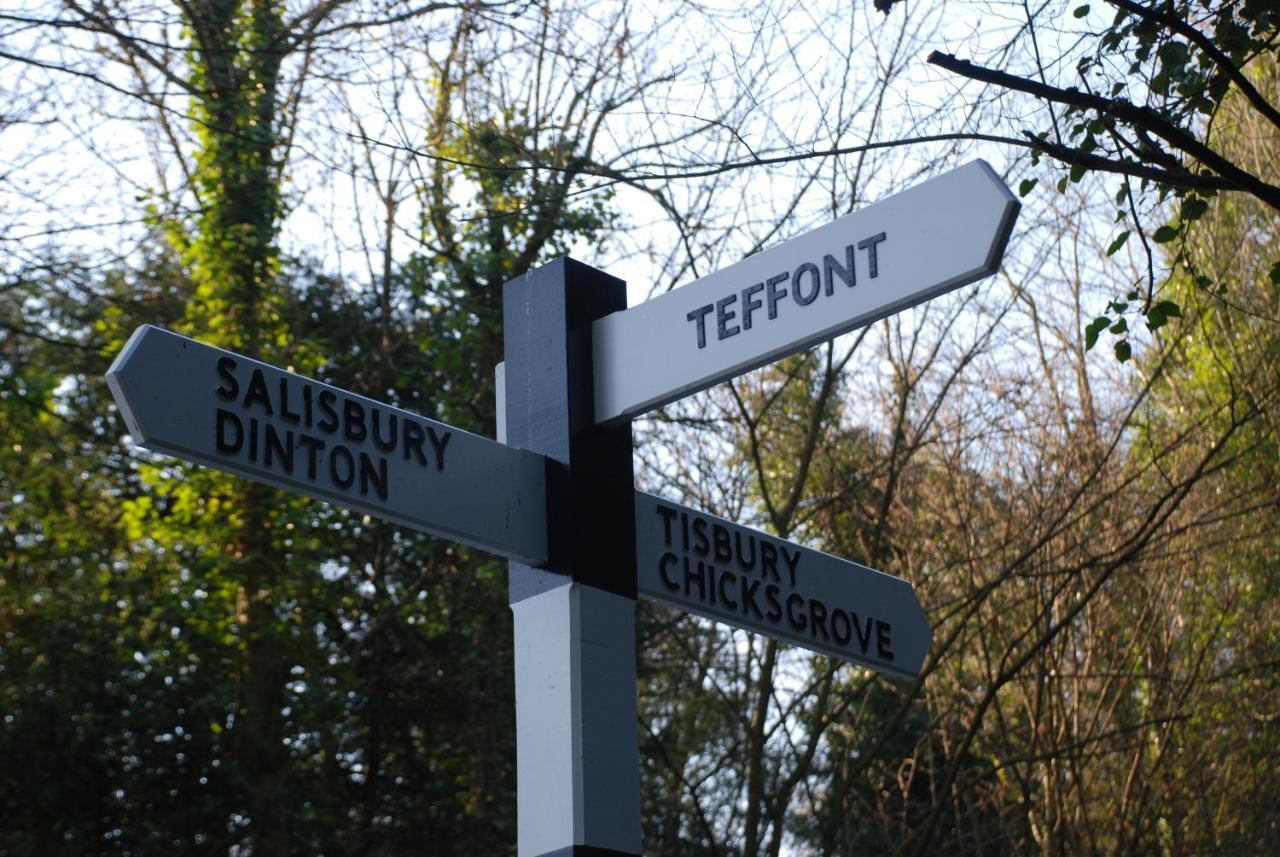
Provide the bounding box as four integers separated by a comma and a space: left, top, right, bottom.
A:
1, 1, 1277, 854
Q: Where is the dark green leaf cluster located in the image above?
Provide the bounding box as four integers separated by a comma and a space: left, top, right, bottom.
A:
0, 247, 533, 854
956, 1, 1279, 359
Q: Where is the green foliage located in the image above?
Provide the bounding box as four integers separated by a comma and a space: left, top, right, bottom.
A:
1127, 55, 1280, 850
1106, 229, 1130, 256
0, 244, 538, 853
176, 0, 289, 353
1085, 315, 1111, 350
408, 107, 618, 433
1082, 1, 1277, 126
1016, 2, 1280, 359
0, 248, 246, 852
1, 4, 621, 853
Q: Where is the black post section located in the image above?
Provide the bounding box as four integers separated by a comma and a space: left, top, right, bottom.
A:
503, 257, 637, 598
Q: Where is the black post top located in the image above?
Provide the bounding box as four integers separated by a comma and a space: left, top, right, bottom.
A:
503, 257, 637, 601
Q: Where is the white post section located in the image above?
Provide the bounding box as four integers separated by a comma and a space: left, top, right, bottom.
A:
513, 584, 640, 856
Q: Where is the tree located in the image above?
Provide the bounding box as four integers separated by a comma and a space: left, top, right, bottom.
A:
921, 0, 1279, 355
0, 1, 663, 851
6, 1, 1280, 854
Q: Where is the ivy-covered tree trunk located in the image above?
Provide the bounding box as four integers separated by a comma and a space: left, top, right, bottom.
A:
177, 1, 292, 849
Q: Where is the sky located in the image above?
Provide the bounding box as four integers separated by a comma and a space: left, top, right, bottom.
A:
0, 0, 1142, 434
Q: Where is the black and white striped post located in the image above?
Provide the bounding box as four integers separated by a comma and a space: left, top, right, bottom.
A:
502, 259, 642, 857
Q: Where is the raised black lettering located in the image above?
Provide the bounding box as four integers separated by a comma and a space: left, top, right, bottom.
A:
712, 524, 732, 564
765, 584, 782, 623
243, 369, 272, 415
824, 245, 856, 294
264, 423, 294, 473
317, 389, 339, 433
853, 613, 874, 653
298, 433, 324, 480
831, 608, 852, 646
427, 427, 451, 472
403, 419, 428, 465
858, 232, 886, 278
215, 357, 239, 400
371, 408, 397, 452
215, 408, 243, 453
718, 570, 737, 609
809, 598, 830, 641
684, 557, 707, 601
659, 553, 679, 591
329, 445, 355, 489
687, 304, 714, 349
740, 578, 763, 619
656, 504, 677, 546
302, 383, 314, 428
692, 517, 710, 556
876, 620, 894, 661
792, 262, 821, 305
781, 546, 800, 586
740, 283, 764, 330
734, 530, 757, 572
760, 541, 780, 581
359, 452, 388, 501
279, 378, 301, 423
248, 418, 259, 463
715, 294, 740, 340
785, 593, 806, 631
765, 273, 789, 319
343, 399, 367, 443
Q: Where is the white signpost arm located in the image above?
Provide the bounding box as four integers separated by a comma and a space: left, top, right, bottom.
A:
633, 492, 931, 679
105, 325, 548, 564
592, 160, 1019, 424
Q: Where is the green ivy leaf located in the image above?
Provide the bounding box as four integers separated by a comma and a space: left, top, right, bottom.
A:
1019, 178, 1038, 197
1269, 261, 1280, 287
1106, 230, 1130, 256
1152, 225, 1179, 243
1114, 339, 1132, 362
1158, 41, 1190, 71
1074, 4, 1090, 18
1181, 197, 1209, 222
1154, 299, 1181, 319
1085, 315, 1111, 350
1110, 318, 1128, 335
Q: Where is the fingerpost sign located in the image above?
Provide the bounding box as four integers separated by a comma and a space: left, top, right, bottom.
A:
107, 160, 1017, 857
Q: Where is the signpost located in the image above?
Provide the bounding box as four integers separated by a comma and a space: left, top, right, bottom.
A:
634, 493, 931, 680
591, 160, 1020, 424
106, 159, 1017, 857
106, 324, 548, 564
